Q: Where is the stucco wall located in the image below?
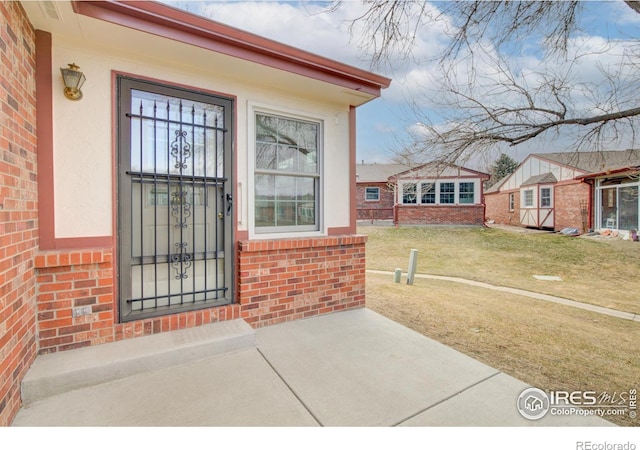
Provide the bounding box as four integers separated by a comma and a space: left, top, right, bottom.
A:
50, 32, 353, 239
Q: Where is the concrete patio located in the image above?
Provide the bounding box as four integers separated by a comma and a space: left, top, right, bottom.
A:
11, 308, 611, 427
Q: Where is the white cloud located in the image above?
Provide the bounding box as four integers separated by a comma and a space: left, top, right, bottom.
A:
195, 1, 370, 68
165, 1, 640, 160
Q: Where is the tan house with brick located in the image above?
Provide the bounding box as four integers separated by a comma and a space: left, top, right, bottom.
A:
485, 150, 640, 233
0, 0, 390, 425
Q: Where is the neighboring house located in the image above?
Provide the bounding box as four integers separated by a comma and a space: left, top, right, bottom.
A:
355, 162, 490, 226
485, 150, 640, 232
355, 163, 411, 221
393, 162, 490, 226
0, 1, 390, 426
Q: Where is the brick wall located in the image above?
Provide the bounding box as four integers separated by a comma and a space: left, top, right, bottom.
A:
485, 183, 590, 231
395, 204, 486, 226
554, 181, 590, 232
356, 182, 394, 220
485, 191, 520, 226
33, 235, 367, 351
238, 235, 366, 327
35, 249, 115, 353
0, 1, 37, 426
34, 248, 242, 354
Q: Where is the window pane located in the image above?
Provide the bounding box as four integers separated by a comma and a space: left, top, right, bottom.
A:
459, 182, 475, 204
298, 122, 318, 173
421, 183, 435, 204
255, 113, 320, 232
131, 89, 224, 178
619, 186, 638, 230
440, 182, 455, 204
278, 145, 297, 171
541, 188, 551, 207
255, 174, 316, 228
255, 174, 275, 226
403, 184, 417, 204
365, 187, 380, 201
256, 114, 318, 174
255, 200, 275, 227
524, 190, 534, 207
256, 143, 277, 170
601, 188, 617, 229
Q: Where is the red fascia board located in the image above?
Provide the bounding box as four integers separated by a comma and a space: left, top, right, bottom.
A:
72, 1, 391, 97
575, 165, 640, 180
390, 162, 490, 181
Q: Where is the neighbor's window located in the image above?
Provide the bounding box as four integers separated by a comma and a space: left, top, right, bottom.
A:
254, 113, 320, 232
365, 187, 380, 201
440, 182, 455, 204
540, 188, 551, 208
403, 183, 417, 204
509, 192, 515, 211
459, 182, 475, 204
524, 189, 534, 207
421, 183, 436, 204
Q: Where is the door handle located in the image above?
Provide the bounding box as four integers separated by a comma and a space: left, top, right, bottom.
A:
226, 193, 233, 216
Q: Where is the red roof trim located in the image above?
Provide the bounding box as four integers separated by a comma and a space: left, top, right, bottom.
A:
389, 162, 490, 181
72, 1, 390, 97
575, 165, 640, 180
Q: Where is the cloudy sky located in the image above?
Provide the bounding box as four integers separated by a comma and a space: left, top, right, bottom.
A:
165, 1, 640, 168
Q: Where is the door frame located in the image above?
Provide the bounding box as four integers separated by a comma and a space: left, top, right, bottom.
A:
116, 75, 235, 322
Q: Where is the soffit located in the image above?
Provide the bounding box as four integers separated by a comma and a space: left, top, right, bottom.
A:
22, 1, 389, 107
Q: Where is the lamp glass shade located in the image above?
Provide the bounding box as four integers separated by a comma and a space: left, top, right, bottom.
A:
60, 64, 86, 100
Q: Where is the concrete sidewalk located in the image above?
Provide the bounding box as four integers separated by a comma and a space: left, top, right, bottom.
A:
11, 308, 612, 427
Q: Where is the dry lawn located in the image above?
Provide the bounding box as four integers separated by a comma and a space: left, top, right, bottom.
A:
363, 225, 640, 313
361, 226, 640, 427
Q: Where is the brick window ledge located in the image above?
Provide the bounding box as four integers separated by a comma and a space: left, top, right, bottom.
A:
238, 234, 367, 252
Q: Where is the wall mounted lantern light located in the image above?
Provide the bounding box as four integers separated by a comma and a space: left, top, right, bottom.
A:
60, 63, 86, 100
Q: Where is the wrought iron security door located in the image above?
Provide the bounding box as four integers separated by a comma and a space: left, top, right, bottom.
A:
117, 77, 233, 321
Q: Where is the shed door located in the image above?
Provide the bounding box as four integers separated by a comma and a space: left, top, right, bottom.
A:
117, 77, 233, 322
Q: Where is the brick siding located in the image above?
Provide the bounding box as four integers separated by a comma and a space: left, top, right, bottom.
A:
32, 235, 367, 353
0, 1, 37, 426
34, 248, 242, 354
356, 182, 394, 220
486, 182, 590, 231
394, 204, 486, 226
554, 182, 590, 232
238, 235, 366, 327
485, 191, 520, 226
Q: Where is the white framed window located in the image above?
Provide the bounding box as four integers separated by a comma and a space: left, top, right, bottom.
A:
440, 182, 455, 204
523, 189, 534, 207
252, 109, 322, 235
509, 192, 515, 211
421, 183, 436, 204
365, 186, 380, 201
402, 183, 417, 204
459, 182, 475, 204
540, 187, 552, 208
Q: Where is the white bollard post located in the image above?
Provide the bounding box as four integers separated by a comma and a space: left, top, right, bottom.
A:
394, 268, 402, 283
407, 249, 418, 285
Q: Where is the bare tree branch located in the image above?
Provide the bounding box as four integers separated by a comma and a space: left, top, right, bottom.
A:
343, 0, 640, 164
